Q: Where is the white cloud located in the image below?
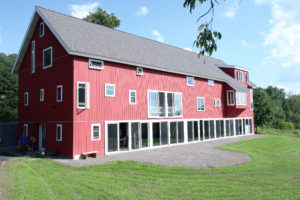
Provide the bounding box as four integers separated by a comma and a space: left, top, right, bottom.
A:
241, 39, 256, 48
70, 2, 99, 19
224, 0, 239, 18
152, 29, 164, 42
136, 6, 149, 16
183, 47, 192, 51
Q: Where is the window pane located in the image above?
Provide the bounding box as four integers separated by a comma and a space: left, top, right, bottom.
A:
167, 93, 174, 116
226, 120, 230, 137
200, 120, 204, 140
216, 120, 221, 138
93, 126, 99, 139
131, 123, 139, 150
158, 92, 166, 116
57, 87, 62, 101
250, 119, 253, 133
221, 120, 225, 137
161, 122, 168, 145
108, 124, 118, 152
178, 122, 184, 143
78, 84, 86, 106
209, 120, 215, 139
170, 122, 177, 144
174, 94, 182, 116
187, 76, 194, 85
119, 123, 128, 151
43, 48, 52, 67
204, 121, 209, 139
106, 85, 115, 96
141, 123, 148, 148
149, 92, 158, 116
187, 121, 193, 142
152, 122, 160, 146
194, 121, 198, 141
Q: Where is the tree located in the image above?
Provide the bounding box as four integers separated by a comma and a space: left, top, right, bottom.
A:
83, 8, 120, 29
183, 0, 223, 56
0, 53, 18, 122
253, 88, 273, 133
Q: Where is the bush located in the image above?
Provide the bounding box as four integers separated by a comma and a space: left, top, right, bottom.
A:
273, 119, 294, 129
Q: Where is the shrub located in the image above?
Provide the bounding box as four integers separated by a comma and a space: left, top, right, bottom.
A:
273, 119, 294, 129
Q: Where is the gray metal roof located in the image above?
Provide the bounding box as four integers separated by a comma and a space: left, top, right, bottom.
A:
13, 7, 249, 91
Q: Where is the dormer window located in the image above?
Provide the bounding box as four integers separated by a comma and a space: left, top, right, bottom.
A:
240, 71, 244, 82
89, 59, 104, 70
40, 22, 45, 37
235, 70, 239, 80
208, 80, 214, 86
245, 73, 249, 83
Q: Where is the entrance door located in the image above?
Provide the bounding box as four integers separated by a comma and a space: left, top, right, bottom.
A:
39, 123, 46, 151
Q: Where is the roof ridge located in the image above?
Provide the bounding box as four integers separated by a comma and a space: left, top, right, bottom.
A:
35, 6, 224, 63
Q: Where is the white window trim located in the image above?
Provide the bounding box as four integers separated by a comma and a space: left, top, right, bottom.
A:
24, 92, 29, 106
197, 97, 205, 111
40, 89, 44, 102
56, 124, 62, 141
187, 76, 194, 86
240, 71, 244, 82
40, 22, 45, 37
57, 85, 63, 102
227, 90, 235, 106
129, 90, 136, 105
137, 67, 143, 76
236, 70, 239, 80
105, 84, 116, 97
31, 41, 35, 73
91, 124, 101, 141
236, 91, 247, 106
147, 90, 183, 118
89, 58, 104, 70
43, 46, 53, 69
250, 89, 254, 110
24, 124, 28, 137
208, 80, 214, 86
77, 82, 90, 109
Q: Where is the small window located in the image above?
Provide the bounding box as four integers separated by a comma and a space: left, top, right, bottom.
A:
77, 82, 90, 109
56, 124, 62, 141
245, 73, 249, 83
105, 84, 115, 97
137, 67, 143, 76
214, 98, 221, 107
129, 90, 136, 104
24, 92, 29, 106
89, 59, 104, 70
31, 41, 35, 73
208, 80, 214, 86
227, 90, 235, 105
40, 89, 44, 102
236, 70, 239, 80
197, 97, 205, 111
91, 124, 100, 140
57, 85, 63, 102
43, 47, 52, 69
187, 76, 194, 86
240, 71, 244, 82
40, 22, 45, 37
24, 124, 28, 137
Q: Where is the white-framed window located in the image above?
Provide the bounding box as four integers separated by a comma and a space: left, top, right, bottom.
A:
236, 70, 239, 80
208, 80, 214, 86
40, 22, 45, 37
24, 92, 29, 106
91, 124, 100, 140
213, 98, 221, 107
56, 124, 62, 141
89, 58, 104, 70
77, 82, 90, 109
105, 84, 115, 97
24, 124, 28, 137
227, 90, 235, 106
245, 73, 249, 83
129, 90, 136, 104
43, 47, 52, 69
137, 67, 143, 76
250, 89, 254, 110
240, 71, 244, 82
148, 90, 182, 117
57, 85, 63, 102
31, 41, 35, 73
187, 76, 194, 86
236, 91, 247, 106
40, 89, 44, 102
197, 97, 205, 111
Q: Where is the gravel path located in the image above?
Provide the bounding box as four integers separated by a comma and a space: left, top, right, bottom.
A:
56, 134, 265, 168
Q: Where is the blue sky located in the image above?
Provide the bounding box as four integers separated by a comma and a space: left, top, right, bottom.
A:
0, 0, 299, 94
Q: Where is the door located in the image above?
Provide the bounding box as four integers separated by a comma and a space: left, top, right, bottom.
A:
39, 123, 46, 151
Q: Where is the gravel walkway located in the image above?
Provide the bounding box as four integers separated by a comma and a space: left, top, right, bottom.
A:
56, 134, 264, 168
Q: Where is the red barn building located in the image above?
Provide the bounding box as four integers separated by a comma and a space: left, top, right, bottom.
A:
12, 7, 255, 159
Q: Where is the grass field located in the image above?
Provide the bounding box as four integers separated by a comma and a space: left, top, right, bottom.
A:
1, 135, 300, 200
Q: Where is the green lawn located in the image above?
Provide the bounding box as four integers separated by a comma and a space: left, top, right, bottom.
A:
1, 135, 300, 200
